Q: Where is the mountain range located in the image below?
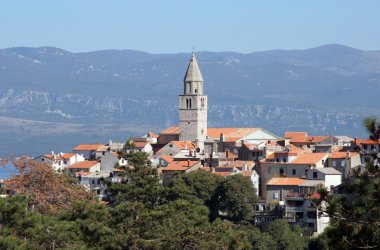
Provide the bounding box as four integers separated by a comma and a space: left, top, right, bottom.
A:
0, 44, 379, 156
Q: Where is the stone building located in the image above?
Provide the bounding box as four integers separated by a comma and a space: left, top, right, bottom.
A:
179, 53, 208, 152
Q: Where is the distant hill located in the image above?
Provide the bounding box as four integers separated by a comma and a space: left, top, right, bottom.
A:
0, 44, 379, 156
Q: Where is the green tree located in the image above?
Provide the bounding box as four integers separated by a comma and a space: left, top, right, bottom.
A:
320, 173, 380, 249
211, 174, 258, 223
107, 151, 165, 207
363, 116, 380, 140
261, 220, 309, 250
167, 170, 222, 204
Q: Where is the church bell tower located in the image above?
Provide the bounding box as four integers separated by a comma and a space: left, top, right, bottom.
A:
179, 52, 208, 151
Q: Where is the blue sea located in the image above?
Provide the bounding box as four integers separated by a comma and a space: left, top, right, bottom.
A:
0, 162, 17, 179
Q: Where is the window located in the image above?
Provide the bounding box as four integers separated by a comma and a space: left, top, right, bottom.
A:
194, 89, 197, 93
333, 161, 337, 167
292, 169, 296, 175
280, 169, 284, 175
273, 193, 279, 199
276, 158, 280, 162
322, 159, 325, 165
313, 172, 318, 179
41, 158, 44, 161
92, 180, 95, 184
363, 145, 367, 149
282, 158, 287, 162
341, 160, 345, 167
97, 180, 101, 184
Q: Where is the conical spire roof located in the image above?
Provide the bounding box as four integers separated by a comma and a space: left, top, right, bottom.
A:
184, 52, 203, 82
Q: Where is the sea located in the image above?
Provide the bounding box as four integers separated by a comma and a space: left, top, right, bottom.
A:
0, 162, 16, 179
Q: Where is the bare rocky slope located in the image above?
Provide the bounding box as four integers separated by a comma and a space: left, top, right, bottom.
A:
0, 44, 379, 156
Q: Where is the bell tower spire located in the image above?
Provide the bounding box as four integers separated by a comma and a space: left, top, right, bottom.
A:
179, 52, 208, 152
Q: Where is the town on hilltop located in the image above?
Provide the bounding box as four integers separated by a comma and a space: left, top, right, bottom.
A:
2, 52, 379, 239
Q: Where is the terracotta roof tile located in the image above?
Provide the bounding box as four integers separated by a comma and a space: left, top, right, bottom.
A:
160, 126, 180, 134
61, 153, 76, 159
290, 136, 329, 144
160, 155, 174, 163
159, 126, 260, 141
212, 171, 233, 176
291, 153, 328, 165
68, 161, 99, 169
75, 171, 91, 176
172, 141, 196, 149
134, 141, 149, 148
73, 144, 106, 151
266, 177, 305, 186
162, 160, 199, 171
208, 128, 259, 139
329, 151, 359, 159
284, 132, 308, 139
148, 132, 159, 138
355, 139, 380, 146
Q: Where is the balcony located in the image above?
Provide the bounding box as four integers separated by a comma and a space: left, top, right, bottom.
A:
286, 206, 304, 213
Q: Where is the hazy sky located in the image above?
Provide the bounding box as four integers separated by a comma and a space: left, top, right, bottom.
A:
1, 0, 379, 53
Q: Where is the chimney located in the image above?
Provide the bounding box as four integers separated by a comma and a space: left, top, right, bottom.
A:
220, 133, 225, 142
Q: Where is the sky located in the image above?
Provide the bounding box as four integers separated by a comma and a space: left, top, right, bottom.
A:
0, 0, 379, 53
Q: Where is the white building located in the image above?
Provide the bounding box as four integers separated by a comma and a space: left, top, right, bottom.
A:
306, 167, 342, 191
34, 153, 85, 172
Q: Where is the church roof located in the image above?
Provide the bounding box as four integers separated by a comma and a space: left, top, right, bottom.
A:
184, 53, 203, 82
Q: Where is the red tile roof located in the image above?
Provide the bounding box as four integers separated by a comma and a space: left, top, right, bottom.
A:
162, 160, 199, 171
68, 161, 99, 169
290, 136, 329, 144
134, 141, 149, 148
160, 155, 174, 163
61, 153, 76, 159
285, 132, 308, 139
291, 153, 328, 165
329, 151, 359, 159
266, 177, 305, 186
241, 170, 255, 177
148, 132, 159, 138
73, 144, 105, 151
160, 126, 180, 134
159, 126, 260, 141
208, 128, 259, 139
212, 171, 233, 176
172, 141, 196, 150
355, 139, 380, 146
75, 171, 91, 176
